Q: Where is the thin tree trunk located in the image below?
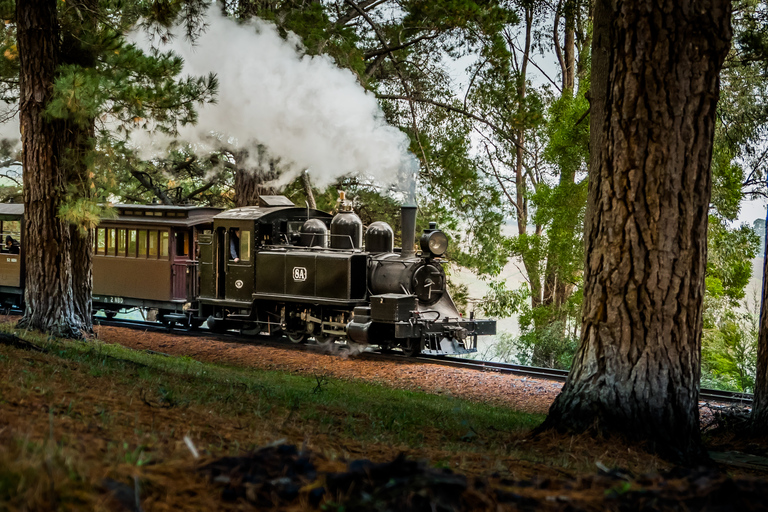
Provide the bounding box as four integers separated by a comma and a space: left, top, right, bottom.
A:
514, 5, 543, 310
16, 0, 80, 338
539, 0, 732, 463
562, 1, 575, 92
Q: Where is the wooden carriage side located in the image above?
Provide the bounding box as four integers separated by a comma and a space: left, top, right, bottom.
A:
0, 204, 24, 308
93, 205, 221, 308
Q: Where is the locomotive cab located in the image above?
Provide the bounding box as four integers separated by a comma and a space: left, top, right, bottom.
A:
198, 196, 337, 331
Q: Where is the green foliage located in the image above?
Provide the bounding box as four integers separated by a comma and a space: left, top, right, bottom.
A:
479, 280, 530, 319
542, 92, 590, 177
446, 277, 470, 315
58, 200, 116, 234
480, 281, 580, 369
706, 216, 759, 306
484, 323, 578, 370
702, 215, 760, 392
701, 300, 758, 392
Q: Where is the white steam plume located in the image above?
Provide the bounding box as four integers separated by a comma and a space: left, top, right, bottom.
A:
133, 8, 416, 191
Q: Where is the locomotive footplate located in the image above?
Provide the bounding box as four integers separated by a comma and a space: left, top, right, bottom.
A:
393, 318, 495, 338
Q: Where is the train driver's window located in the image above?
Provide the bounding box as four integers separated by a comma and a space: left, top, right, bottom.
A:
239, 230, 251, 261
108, 229, 116, 255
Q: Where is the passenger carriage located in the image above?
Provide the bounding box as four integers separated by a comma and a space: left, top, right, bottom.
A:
92, 204, 222, 323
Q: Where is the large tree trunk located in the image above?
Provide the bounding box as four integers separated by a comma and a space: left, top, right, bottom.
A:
539, 0, 732, 462
16, 0, 80, 338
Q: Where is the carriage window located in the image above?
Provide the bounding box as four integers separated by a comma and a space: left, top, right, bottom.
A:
160, 231, 169, 258
96, 228, 105, 255
240, 230, 251, 261
108, 229, 116, 255
138, 230, 147, 257
117, 229, 126, 256
127, 230, 137, 257
148, 230, 158, 257
175, 232, 188, 257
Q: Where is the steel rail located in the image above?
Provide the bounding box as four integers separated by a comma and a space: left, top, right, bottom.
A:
418, 355, 753, 406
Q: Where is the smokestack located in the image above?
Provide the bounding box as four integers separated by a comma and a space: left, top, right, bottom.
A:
400, 204, 417, 258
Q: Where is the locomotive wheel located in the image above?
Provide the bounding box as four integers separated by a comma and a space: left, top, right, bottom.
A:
287, 331, 308, 344
401, 338, 420, 357
314, 334, 337, 348
206, 315, 228, 333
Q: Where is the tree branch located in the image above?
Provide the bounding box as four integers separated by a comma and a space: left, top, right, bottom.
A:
378, 93, 530, 155
129, 169, 174, 205
363, 32, 439, 59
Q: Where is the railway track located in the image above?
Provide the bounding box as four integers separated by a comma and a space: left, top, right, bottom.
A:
417, 355, 753, 406
95, 317, 755, 406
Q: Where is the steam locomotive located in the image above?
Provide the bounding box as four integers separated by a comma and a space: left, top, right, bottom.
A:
0, 194, 495, 355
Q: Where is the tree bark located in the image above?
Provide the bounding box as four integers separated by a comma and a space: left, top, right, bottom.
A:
539, 0, 732, 463
233, 148, 278, 207
16, 0, 80, 338
59, 0, 98, 334
562, 1, 575, 92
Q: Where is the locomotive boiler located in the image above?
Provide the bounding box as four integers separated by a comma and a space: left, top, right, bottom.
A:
197, 194, 495, 355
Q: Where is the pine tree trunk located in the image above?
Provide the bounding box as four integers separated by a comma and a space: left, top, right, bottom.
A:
59, 123, 94, 333
16, 0, 80, 338
234, 169, 262, 207
539, 0, 732, 462
70, 225, 93, 331
59, 0, 97, 334
233, 150, 279, 207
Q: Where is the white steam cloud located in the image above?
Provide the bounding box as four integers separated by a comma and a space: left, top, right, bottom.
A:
133, 9, 417, 191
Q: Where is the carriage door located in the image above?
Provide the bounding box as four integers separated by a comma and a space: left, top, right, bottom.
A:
198, 231, 214, 298
225, 225, 253, 302
216, 227, 226, 299
171, 229, 191, 300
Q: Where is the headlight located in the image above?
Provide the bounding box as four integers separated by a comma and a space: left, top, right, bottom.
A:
420, 227, 448, 257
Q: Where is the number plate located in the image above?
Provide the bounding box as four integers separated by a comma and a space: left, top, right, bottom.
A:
292, 266, 307, 282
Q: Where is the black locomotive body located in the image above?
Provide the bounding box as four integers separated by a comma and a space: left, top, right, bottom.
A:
197, 194, 495, 355
0, 195, 495, 356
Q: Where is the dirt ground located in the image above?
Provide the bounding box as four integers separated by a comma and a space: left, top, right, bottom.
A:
93, 324, 563, 415
2, 323, 768, 511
